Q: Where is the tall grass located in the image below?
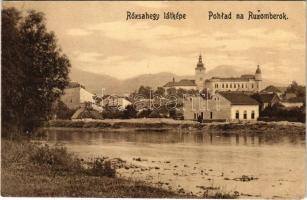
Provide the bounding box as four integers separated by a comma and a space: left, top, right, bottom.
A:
1, 140, 193, 197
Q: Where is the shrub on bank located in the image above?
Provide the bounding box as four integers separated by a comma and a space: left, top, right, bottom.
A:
29, 144, 82, 173
2, 140, 117, 178
85, 158, 116, 178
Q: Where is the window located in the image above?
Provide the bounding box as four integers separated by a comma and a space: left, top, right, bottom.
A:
226, 84, 228, 88
242, 83, 244, 88
210, 112, 213, 119
235, 110, 239, 119
194, 113, 197, 120
230, 84, 232, 88
243, 111, 247, 119
251, 84, 254, 89
238, 84, 240, 88
251, 111, 255, 119
234, 84, 236, 88
222, 84, 224, 88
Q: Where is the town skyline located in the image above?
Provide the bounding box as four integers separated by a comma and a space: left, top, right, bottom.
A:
3, 1, 306, 85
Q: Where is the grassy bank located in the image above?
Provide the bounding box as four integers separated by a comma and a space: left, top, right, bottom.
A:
1, 139, 235, 198
1, 139, 190, 197
46, 119, 305, 135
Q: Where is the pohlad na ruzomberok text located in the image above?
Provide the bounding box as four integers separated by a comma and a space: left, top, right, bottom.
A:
208, 10, 288, 20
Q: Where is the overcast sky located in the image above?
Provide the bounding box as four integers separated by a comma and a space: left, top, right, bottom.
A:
4, 1, 306, 84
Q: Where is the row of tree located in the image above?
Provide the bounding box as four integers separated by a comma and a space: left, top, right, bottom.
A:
129, 86, 200, 100
2, 7, 71, 137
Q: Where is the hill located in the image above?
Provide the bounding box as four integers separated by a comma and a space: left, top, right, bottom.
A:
69, 66, 283, 95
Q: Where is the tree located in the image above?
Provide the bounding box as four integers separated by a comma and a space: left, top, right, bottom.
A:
155, 87, 165, 97
166, 87, 177, 96
176, 88, 187, 98
93, 94, 102, 105
122, 105, 137, 119
286, 81, 306, 98
2, 8, 26, 137
50, 100, 76, 120
138, 86, 152, 98
2, 8, 71, 137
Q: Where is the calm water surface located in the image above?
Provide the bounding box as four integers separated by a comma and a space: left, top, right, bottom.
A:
40, 128, 305, 198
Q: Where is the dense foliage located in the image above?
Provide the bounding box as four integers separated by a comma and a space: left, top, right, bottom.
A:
2, 7, 71, 137
260, 104, 305, 123
51, 101, 76, 120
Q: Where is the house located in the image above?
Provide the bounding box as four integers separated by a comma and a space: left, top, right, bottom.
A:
283, 92, 297, 100
183, 92, 259, 121
60, 82, 95, 109
280, 97, 304, 108
261, 85, 287, 98
102, 95, 132, 110
251, 93, 280, 111
163, 78, 197, 90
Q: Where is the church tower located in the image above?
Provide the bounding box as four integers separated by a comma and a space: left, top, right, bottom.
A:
195, 54, 206, 90
255, 65, 262, 91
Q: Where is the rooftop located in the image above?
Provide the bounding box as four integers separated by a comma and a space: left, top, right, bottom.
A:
261, 85, 287, 93
251, 93, 279, 103
208, 74, 256, 82
67, 82, 85, 89
218, 92, 259, 105
164, 79, 196, 87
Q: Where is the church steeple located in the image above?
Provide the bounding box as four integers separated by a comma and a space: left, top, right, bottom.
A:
195, 54, 206, 91
255, 64, 261, 74
196, 54, 205, 70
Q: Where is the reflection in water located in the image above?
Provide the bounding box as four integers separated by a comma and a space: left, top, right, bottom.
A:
42, 128, 305, 147
236, 134, 239, 145
251, 135, 255, 144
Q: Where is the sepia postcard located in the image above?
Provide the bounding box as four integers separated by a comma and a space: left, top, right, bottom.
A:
1, 1, 306, 199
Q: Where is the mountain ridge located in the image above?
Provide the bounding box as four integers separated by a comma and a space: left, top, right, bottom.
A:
70, 66, 285, 95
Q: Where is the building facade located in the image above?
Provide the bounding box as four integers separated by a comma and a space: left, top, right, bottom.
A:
163, 55, 262, 94
183, 92, 259, 121
60, 82, 95, 109
204, 65, 262, 94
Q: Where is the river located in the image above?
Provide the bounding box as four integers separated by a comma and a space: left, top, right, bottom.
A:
40, 128, 305, 199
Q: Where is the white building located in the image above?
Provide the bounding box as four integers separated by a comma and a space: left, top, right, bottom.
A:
163, 55, 263, 94
183, 92, 259, 121
204, 65, 262, 94
60, 82, 95, 110
102, 95, 132, 110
